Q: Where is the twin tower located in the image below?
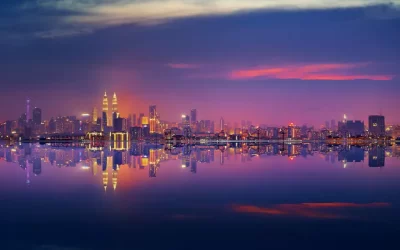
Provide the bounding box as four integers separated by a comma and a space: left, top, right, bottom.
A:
102, 91, 118, 129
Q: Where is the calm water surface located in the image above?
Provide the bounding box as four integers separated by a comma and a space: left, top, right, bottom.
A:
1, 143, 400, 250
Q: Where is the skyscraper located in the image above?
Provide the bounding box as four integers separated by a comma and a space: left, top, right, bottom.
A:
33, 107, 42, 126
220, 117, 224, 132
132, 114, 137, 126
102, 92, 109, 131
24, 99, 32, 138
138, 113, 144, 126
182, 115, 190, 126
112, 92, 118, 113
369, 115, 385, 137
149, 105, 157, 133
26, 98, 31, 122
112, 92, 118, 127
92, 107, 98, 124
190, 109, 197, 125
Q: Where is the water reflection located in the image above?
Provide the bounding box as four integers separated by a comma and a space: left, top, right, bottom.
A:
0, 143, 398, 189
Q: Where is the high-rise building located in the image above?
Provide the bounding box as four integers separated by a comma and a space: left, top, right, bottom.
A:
368, 146, 385, 167
130, 126, 143, 141
32, 107, 42, 126
112, 92, 118, 114
182, 115, 190, 126
132, 114, 137, 126
339, 120, 364, 137
26, 99, 31, 122
190, 109, 197, 124
113, 117, 126, 132
102, 92, 109, 112
24, 99, 32, 138
368, 115, 385, 137
102, 92, 109, 131
138, 113, 144, 126
220, 117, 224, 132
92, 107, 98, 124
111, 93, 118, 127
149, 105, 157, 133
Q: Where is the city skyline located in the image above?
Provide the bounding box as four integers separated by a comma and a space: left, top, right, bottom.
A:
0, 95, 397, 129
2, 2, 400, 249
0, 1, 399, 125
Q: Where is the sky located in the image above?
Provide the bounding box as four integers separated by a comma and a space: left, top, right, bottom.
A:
0, 0, 399, 126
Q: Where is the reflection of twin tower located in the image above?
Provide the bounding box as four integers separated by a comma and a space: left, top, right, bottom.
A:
100, 152, 119, 191
102, 91, 118, 130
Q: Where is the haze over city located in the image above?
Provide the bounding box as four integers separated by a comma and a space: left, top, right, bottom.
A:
1, 0, 399, 126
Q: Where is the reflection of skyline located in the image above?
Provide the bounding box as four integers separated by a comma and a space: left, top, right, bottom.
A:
0, 143, 396, 187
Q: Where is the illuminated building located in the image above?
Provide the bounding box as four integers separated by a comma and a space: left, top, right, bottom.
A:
24, 99, 32, 138
130, 126, 143, 141
141, 116, 149, 126
102, 92, 109, 131
112, 170, 118, 190
92, 158, 98, 176
181, 115, 191, 137
149, 105, 157, 133
220, 117, 224, 132
190, 109, 197, 130
112, 92, 118, 114
110, 132, 129, 150
111, 92, 118, 128
368, 115, 385, 137
92, 107, 98, 124
102, 152, 108, 191
138, 113, 145, 126
287, 123, 301, 139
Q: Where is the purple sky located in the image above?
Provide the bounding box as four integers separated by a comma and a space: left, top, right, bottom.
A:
0, 1, 399, 126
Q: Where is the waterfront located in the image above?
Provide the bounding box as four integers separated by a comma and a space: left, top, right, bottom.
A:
1, 143, 400, 249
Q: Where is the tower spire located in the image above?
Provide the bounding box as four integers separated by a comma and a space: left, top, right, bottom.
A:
112, 92, 118, 113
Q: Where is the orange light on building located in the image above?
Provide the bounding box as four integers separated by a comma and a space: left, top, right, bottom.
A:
141, 157, 149, 167
141, 116, 149, 125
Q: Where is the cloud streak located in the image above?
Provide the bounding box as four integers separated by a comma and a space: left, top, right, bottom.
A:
32, 0, 400, 37
232, 202, 391, 219
166, 63, 201, 69
229, 63, 393, 81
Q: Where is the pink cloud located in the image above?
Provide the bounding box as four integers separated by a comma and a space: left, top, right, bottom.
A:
230, 63, 393, 81
166, 63, 200, 69
232, 202, 391, 219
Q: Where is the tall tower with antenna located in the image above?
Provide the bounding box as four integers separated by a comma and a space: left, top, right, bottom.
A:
26, 98, 31, 124
112, 92, 118, 114
102, 92, 109, 131
112, 93, 118, 128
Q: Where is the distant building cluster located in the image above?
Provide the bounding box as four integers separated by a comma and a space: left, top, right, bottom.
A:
0, 97, 398, 142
